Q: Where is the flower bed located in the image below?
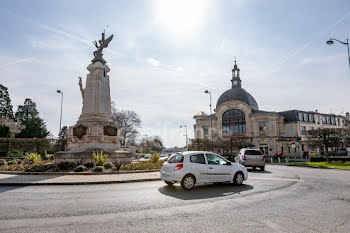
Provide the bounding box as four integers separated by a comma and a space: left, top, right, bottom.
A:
0, 152, 164, 173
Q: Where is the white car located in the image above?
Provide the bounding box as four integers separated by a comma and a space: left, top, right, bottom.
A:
160, 151, 248, 190
139, 154, 152, 161
159, 154, 168, 161
235, 148, 265, 171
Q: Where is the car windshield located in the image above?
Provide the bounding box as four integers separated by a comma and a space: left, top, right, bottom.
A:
244, 150, 263, 155
168, 153, 183, 163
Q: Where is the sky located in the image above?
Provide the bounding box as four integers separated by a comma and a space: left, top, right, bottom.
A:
0, 0, 350, 147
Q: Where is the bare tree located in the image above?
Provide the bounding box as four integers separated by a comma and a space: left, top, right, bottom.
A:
111, 103, 141, 146
307, 128, 341, 162
139, 135, 163, 153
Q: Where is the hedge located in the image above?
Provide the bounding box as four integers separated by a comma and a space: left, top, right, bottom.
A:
0, 138, 56, 156
310, 157, 350, 162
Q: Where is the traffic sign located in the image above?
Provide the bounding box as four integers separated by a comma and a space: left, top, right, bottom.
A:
291, 139, 295, 144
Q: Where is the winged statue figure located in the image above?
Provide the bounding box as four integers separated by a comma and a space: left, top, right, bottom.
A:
91, 31, 114, 64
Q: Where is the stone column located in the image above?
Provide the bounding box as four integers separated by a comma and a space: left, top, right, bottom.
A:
78, 61, 112, 124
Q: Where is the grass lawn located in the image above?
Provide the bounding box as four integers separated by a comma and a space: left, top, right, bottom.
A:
289, 162, 350, 170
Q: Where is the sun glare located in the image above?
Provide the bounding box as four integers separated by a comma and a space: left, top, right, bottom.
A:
154, 0, 209, 40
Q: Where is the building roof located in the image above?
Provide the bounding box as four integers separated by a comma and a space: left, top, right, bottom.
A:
216, 60, 259, 110
216, 87, 259, 109
251, 109, 279, 115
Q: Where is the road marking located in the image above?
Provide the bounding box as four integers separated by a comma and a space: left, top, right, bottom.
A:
249, 177, 302, 182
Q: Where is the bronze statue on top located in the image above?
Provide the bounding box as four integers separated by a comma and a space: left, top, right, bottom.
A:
91, 31, 114, 64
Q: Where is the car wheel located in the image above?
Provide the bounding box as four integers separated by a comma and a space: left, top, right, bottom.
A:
233, 172, 244, 185
260, 166, 265, 171
181, 174, 196, 190
164, 181, 174, 186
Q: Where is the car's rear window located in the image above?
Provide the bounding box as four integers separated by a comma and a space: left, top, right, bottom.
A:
168, 154, 184, 163
244, 150, 263, 155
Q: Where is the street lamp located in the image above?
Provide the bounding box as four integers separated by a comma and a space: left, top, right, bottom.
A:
204, 90, 214, 152
180, 125, 188, 151
326, 38, 350, 72
57, 90, 63, 151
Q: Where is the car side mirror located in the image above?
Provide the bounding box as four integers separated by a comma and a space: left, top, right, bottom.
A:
226, 162, 232, 165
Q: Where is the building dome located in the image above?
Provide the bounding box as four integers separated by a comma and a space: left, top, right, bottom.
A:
216, 60, 259, 109
216, 87, 259, 109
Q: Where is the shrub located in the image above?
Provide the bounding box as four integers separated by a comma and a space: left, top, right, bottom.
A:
92, 151, 109, 166
57, 161, 76, 170
74, 165, 87, 172
0, 164, 9, 171
84, 162, 95, 168
149, 153, 160, 163
0, 159, 6, 166
7, 151, 24, 158
7, 160, 18, 165
114, 162, 122, 171
103, 161, 113, 169
92, 166, 104, 172
25, 163, 56, 172
25, 153, 41, 163
58, 161, 69, 170
40, 150, 49, 160
122, 161, 163, 171
8, 163, 25, 171
68, 161, 76, 168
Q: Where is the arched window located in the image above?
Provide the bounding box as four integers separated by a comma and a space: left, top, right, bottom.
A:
222, 109, 246, 135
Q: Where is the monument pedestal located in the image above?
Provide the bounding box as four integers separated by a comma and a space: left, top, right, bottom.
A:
54, 47, 133, 164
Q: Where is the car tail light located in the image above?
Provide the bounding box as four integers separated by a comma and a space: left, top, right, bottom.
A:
242, 155, 247, 160
174, 164, 183, 171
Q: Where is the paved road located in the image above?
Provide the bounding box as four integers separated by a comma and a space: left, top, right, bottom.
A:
0, 165, 349, 233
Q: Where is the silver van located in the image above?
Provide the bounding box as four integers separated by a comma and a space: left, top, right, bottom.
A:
235, 148, 265, 171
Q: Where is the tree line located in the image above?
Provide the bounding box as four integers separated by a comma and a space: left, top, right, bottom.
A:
0, 84, 49, 138
307, 127, 350, 161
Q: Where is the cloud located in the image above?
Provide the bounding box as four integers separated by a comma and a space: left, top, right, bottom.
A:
0, 54, 40, 71
38, 24, 91, 46
27, 35, 79, 50
147, 57, 160, 67
299, 54, 344, 65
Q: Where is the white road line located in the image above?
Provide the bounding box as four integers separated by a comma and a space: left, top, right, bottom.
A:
249, 177, 302, 182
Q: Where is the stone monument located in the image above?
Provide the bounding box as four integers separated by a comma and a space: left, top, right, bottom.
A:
55, 32, 132, 164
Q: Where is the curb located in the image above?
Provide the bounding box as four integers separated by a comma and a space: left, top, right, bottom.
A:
0, 178, 162, 186
287, 164, 350, 171
0, 169, 161, 176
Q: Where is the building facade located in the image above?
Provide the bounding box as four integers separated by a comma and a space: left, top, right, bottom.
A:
193, 61, 350, 156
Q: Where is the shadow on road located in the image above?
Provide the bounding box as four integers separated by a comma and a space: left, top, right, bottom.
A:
247, 169, 272, 174
0, 174, 63, 193
158, 183, 253, 200
0, 186, 25, 193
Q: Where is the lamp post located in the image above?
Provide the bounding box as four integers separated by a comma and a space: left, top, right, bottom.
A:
180, 125, 188, 151
57, 90, 63, 151
204, 90, 214, 152
326, 38, 350, 73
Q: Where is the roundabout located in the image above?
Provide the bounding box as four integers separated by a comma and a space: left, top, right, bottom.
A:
1, 165, 349, 232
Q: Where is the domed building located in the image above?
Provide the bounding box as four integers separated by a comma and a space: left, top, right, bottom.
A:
193, 60, 349, 157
